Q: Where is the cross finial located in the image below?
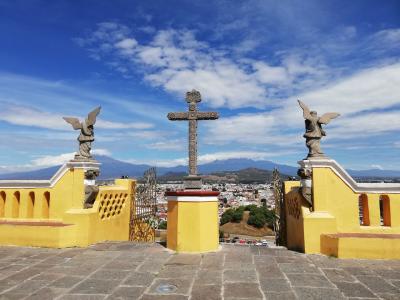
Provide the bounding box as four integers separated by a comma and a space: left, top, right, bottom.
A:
186, 89, 201, 103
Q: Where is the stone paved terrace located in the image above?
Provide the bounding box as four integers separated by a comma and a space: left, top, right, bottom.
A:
0, 243, 400, 299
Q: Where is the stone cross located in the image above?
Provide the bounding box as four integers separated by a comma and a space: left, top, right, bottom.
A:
168, 90, 219, 188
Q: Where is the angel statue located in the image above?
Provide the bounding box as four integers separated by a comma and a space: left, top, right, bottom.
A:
63, 107, 101, 160
298, 100, 340, 159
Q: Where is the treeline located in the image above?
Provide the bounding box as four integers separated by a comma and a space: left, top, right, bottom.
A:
220, 205, 274, 229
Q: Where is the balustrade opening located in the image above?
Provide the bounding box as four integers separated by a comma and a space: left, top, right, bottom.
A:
12, 191, 20, 218
358, 194, 370, 226
42, 192, 50, 219
0, 191, 5, 218
27, 192, 35, 218
379, 195, 391, 226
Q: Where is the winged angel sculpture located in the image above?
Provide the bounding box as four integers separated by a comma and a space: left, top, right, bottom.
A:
298, 100, 340, 158
63, 107, 101, 160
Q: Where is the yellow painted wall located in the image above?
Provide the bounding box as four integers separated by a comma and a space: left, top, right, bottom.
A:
0, 167, 135, 248
167, 200, 219, 253
284, 165, 400, 259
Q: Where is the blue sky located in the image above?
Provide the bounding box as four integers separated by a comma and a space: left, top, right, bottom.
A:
0, 0, 399, 173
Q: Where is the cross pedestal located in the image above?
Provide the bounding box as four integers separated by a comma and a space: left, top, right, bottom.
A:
165, 190, 220, 253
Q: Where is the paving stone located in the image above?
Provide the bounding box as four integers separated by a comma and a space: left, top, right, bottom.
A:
200, 253, 224, 270
70, 279, 120, 295
333, 281, 377, 298
256, 265, 285, 278
390, 280, 400, 288
294, 287, 346, 299
377, 293, 400, 300
98, 260, 139, 271
322, 268, 356, 282
25, 287, 67, 300
223, 282, 263, 299
7, 279, 49, 294
3, 268, 42, 282
259, 278, 291, 292
275, 256, 308, 264
224, 254, 252, 264
253, 255, 278, 265
30, 272, 64, 282
49, 275, 85, 288
194, 270, 222, 285
356, 275, 399, 294
223, 269, 257, 283
90, 269, 129, 280
224, 262, 257, 270
343, 267, 375, 275
374, 269, 400, 280
137, 262, 164, 274
0, 292, 29, 299
265, 291, 297, 300
286, 274, 334, 288
107, 286, 145, 299
191, 284, 221, 300
147, 278, 192, 295
122, 271, 155, 286
157, 265, 198, 279
279, 263, 321, 274
59, 295, 107, 299
166, 254, 201, 266
140, 295, 188, 300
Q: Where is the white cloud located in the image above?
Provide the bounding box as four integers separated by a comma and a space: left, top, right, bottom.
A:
371, 164, 384, 170
30, 152, 75, 167
146, 139, 185, 151
0, 103, 154, 131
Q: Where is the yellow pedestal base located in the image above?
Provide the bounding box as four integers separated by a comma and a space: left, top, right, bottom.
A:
166, 191, 219, 253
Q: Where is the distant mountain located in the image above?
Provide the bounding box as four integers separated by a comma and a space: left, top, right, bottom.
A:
0, 155, 399, 180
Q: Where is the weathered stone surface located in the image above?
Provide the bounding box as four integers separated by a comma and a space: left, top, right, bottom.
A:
166, 254, 201, 266
223, 282, 263, 299
265, 291, 297, 299
194, 270, 222, 285
356, 275, 399, 294
123, 271, 156, 286
294, 287, 346, 299
333, 281, 377, 298
286, 274, 334, 288
108, 286, 146, 299
191, 284, 222, 300
69, 279, 120, 294
259, 278, 291, 292
1, 243, 400, 299
223, 269, 257, 283
279, 263, 321, 274
322, 268, 356, 282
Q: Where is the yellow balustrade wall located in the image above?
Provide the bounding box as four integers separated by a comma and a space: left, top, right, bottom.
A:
0, 163, 135, 248
284, 159, 400, 259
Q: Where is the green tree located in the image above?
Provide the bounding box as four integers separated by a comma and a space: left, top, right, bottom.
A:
158, 220, 167, 229
220, 208, 234, 225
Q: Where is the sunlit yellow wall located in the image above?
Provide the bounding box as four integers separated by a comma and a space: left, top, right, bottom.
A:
0, 167, 135, 248
167, 199, 219, 253
284, 165, 400, 258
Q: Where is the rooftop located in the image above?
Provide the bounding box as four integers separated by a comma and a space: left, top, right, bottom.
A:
0, 243, 399, 299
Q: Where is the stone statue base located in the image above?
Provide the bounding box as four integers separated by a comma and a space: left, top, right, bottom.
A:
70, 156, 98, 163
183, 175, 202, 189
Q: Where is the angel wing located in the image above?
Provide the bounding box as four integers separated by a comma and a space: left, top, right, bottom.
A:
318, 112, 340, 124
63, 117, 82, 130
86, 106, 101, 126
297, 99, 312, 120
